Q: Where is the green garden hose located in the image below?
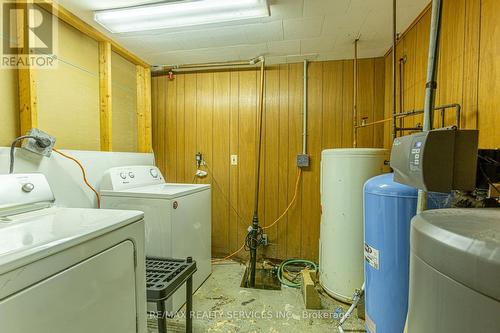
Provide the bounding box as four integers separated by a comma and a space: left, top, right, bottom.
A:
277, 259, 318, 288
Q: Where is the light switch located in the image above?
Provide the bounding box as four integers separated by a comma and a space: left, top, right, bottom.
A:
231, 155, 238, 166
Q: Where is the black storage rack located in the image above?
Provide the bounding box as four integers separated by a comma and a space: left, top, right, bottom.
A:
146, 257, 197, 333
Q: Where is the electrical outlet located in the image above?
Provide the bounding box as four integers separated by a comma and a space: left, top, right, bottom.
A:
195, 152, 203, 167
22, 128, 56, 157
231, 155, 238, 166
261, 233, 268, 246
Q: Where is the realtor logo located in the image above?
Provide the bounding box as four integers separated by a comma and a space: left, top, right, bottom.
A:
1, 1, 58, 68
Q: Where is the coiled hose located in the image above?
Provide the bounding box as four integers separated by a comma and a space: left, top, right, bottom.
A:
277, 259, 318, 288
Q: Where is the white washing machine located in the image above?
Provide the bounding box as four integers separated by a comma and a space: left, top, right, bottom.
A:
0, 173, 147, 333
99, 165, 211, 313
407, 208, 500, 332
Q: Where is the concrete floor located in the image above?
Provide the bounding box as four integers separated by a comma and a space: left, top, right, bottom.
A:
147, 261, 365, 333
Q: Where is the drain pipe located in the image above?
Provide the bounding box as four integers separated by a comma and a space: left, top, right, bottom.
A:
303, 60, 308, 154
417, 0, 443, 214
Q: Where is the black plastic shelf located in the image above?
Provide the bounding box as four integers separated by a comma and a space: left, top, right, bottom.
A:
146, 256, 197, 333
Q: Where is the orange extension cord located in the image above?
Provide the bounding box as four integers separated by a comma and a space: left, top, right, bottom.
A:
212, 168, 302, 263
53, 148, 101, 208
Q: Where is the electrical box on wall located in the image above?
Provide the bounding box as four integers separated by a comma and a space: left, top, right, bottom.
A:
297, 154, 310, 168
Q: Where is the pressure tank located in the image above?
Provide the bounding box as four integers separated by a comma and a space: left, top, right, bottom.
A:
363, 173, 452, 333
363, 173, 418, 333
319, 148, 389, 302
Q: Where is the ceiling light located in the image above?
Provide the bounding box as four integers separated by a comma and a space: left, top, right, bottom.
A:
94, 0, 270, 33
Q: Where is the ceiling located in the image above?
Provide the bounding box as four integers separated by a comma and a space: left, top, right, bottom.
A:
57, 0, 429, 66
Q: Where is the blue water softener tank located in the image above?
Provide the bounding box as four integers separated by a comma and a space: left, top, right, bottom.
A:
363, 173, 418, 333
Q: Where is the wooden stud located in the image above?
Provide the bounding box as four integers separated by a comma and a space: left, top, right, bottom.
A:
136, 66, 153, 153
136, 65, 146, 152
98, 41, 112, 151
16, 3, 37, 134
144, 67, 153, 152
18, 69, 38, 135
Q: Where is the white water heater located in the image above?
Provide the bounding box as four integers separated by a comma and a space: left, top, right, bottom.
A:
319, 148, 389, 302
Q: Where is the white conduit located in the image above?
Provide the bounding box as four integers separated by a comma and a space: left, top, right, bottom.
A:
303, 59, 308, 154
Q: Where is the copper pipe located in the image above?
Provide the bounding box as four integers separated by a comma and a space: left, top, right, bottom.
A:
355, 117, 393, 129
155, 57, 264, 74
399, 56, 406, 136
353, 39, 359, 148
392, 0, 397, 141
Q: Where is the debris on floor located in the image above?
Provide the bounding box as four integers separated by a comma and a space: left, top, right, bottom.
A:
147, 261, 365, 332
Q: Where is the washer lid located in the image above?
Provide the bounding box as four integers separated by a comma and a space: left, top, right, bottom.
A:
0, 207, 143, 275
411, 208, 500, 301
101, 183, 210, 199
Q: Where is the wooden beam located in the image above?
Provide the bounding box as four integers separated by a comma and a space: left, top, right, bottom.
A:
18, 69, 38, 135
301, 269, 321, 310
16, 3, 37, 134
136, 65, 152, 152
40, 0, 149, 67
136, 66, 146, 151
99, 41, 113, 151
144, 67, 153, 152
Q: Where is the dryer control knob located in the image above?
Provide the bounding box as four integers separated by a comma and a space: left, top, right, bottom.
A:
128, 172, 135, 178
22, 183, 34, 193
119, 172, 127, 179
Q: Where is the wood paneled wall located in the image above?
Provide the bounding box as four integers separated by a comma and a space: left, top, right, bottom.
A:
152, 59, 385, 261
384, 0, 500, 149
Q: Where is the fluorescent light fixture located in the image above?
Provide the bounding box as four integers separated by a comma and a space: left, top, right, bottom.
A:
94, 0, 270, 33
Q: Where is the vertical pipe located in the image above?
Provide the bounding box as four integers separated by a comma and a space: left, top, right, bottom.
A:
353, 39, 359, 148
253, 59, 265, 214
249, 59, 266, 287
417, 0, 443, 213
399, 57, 405, 136
392, 0, 397, 141
303, 60, 308, 154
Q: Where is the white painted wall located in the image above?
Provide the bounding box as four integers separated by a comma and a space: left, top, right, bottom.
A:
0, 147, 155, 208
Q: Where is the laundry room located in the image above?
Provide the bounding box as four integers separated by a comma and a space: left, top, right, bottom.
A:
0, 0, 499, 332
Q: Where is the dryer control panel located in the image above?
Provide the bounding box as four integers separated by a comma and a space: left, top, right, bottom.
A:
100, 166, 165, 191
0, 174, 55, 216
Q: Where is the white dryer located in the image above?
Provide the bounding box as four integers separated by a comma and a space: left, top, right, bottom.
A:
0, 173, 147, 333
100, 165, 211, 313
